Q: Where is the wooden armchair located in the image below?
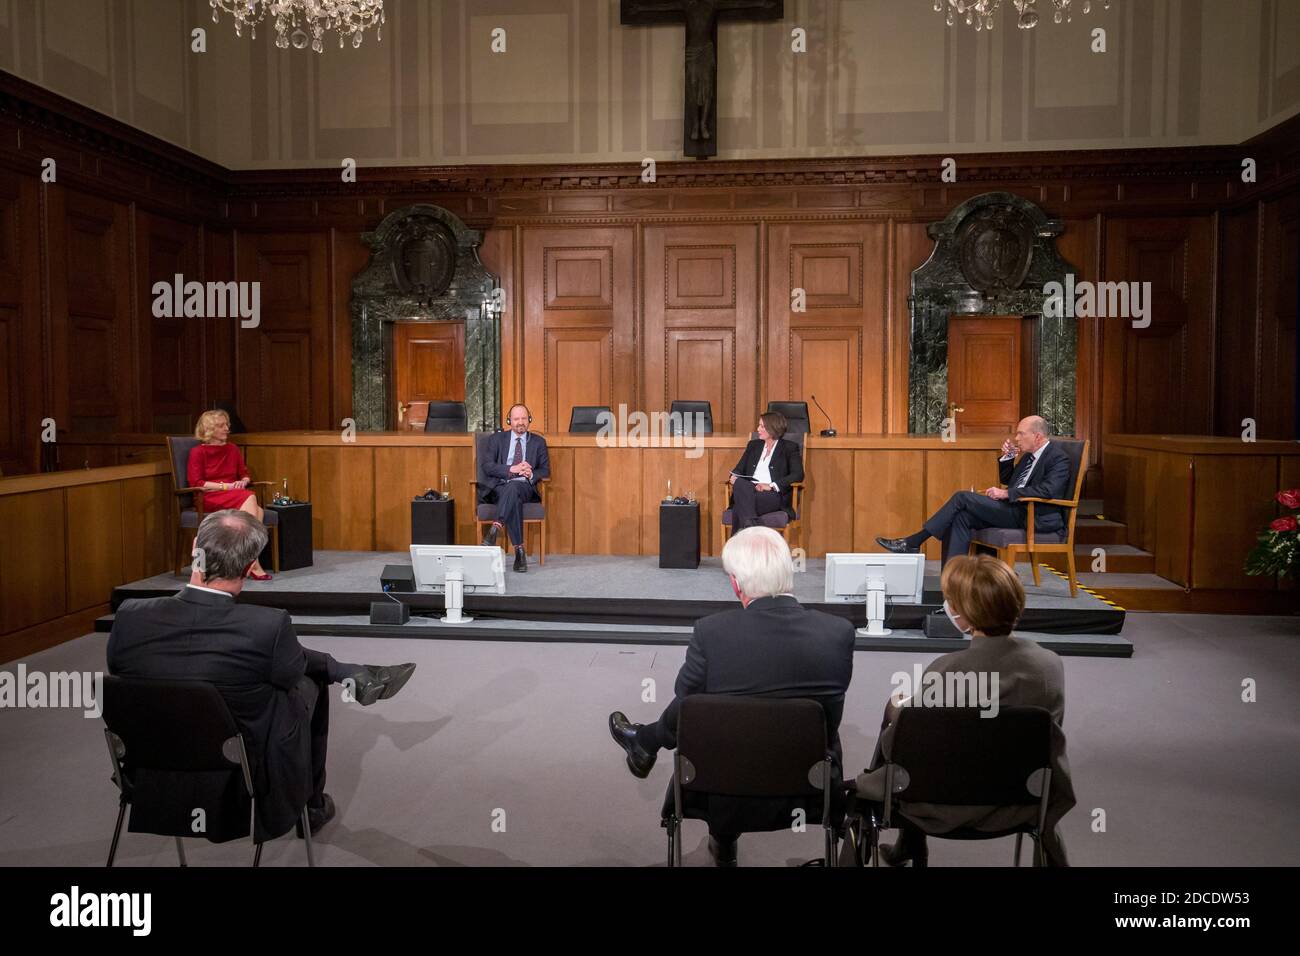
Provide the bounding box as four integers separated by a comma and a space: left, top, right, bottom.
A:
969, 439, 1089, 597
166, 436, 280, 575
469, 432, 548, 564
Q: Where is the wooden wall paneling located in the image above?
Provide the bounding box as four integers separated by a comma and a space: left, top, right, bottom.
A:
766, 221, 888, 434
572, 446, 641, 554
538, 444, 576, 555
1154, 451, 1193, 586
439, 442, 477, 547
1258, 192, 1299, 439
802, 447, 854, 557
373, 445, 441, 550
54, 188, 135, 434
203, 227, 237, 413
1103, 216, 1215, 440
65, 480, 123, 612
1215, 206, 1261, 435
235, 232, 331, 431
0, 489, 67, 634
120, 474, 172, 582
638, 445, 714, 555
521, 226, 635, 433
136, 211, 202, 433
0, 168, 42, 475
642, 223, 758, 432
308, 445, 374, 550
851, 449, 926, 551
1191, 455, 1280, 590
242, 444, 310, 505
921, 449, 1003, 561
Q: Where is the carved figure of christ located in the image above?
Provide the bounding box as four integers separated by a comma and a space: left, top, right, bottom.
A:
620, 0, 784, 158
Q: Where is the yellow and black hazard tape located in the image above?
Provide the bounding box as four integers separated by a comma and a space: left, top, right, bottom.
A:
1038, 561, 1126, 611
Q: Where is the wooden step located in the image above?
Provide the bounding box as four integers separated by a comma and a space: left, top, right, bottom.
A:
1073, 517, 1127, 545
1073, 573, 1299, 613
1041, 544, 1154, 575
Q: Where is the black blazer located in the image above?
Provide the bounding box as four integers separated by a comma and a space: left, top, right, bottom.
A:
106, 587, 314, 842
664, 595, 855, 833
998, 441, 1073, 533
477, 429, 551, 501
731, 438, 804, 518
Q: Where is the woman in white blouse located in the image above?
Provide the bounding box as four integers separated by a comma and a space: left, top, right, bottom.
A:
727, 411, 805, 530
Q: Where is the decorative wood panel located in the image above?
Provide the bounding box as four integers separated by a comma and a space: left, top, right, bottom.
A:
643, 224, 757, 432
236, 232, 331, 431
136, 211, 202, 433
522, 227, 634, 433
308, 446, 375, 551
767, 222, 889, 434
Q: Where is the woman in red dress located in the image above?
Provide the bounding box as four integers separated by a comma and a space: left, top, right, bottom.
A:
189, 409, 272, 580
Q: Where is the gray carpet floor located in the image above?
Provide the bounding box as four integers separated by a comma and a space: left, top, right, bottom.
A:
1, 612, 1296, 867
120, 552, 1116, 612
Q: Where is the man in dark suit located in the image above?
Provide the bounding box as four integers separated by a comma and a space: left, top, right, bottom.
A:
608, 527, 855, 866
479, 402, 550, 572
877, 415, 1073, 564
107, 509, 416, 842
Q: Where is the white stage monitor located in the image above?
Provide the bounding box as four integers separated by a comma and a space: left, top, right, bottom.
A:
410, 545, 506, 595
823, 553, 926, 605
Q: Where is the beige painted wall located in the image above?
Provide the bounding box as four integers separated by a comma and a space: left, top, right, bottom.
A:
2, 0, 1297, 169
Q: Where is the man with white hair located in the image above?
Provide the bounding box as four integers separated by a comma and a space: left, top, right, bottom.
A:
876, 414, 1074, 565
608, 526, 855, 865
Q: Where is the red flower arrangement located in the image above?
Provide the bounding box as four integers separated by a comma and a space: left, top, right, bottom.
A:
1247, 489, 1300, 579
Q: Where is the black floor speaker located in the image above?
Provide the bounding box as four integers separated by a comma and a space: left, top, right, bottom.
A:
370, 599, 410, 625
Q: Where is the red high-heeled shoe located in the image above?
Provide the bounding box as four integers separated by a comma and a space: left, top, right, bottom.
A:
247, 570, 273, 581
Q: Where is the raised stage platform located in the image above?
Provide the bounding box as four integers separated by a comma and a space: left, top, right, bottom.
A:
100, 551, 1131, 657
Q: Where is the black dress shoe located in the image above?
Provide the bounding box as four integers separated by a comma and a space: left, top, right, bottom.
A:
608, 711, 656, 778
708, 836, 738, 867
297, 793, 335, 837
482, 524, 500, 547
876, 535, 919, 554
513, 547, 527, 572
348, 663, 417, 706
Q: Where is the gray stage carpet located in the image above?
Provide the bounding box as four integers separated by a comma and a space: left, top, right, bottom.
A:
120, 550, 1114, 612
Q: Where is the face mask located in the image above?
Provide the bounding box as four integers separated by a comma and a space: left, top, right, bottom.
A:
943, 599, 972, 635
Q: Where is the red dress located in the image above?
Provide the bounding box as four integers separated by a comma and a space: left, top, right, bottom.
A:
188, 442, 255, 511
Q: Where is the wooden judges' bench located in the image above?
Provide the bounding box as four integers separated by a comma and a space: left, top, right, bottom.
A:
48, 431, 1021, 561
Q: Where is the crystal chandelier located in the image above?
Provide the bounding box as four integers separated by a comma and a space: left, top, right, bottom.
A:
210, 1, 384, 52
934, 0, 1110, 31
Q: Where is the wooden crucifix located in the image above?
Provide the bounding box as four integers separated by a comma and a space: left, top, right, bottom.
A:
621, 0, 784, 159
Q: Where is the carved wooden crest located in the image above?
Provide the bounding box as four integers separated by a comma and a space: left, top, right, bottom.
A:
956, 204, 1035, 293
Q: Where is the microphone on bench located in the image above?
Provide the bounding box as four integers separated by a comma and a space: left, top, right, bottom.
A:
810, 394, 838, 437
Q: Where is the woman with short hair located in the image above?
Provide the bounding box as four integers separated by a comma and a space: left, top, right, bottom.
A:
855, 554, 1076, 866
188, 409, 272, 580
727, 411, 804, 531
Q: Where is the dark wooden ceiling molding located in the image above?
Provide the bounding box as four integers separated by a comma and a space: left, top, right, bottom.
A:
0, 71, 226, 190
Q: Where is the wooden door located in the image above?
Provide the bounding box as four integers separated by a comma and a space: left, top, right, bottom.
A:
392, 321, 465, 428
946, 316, 1022, 436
